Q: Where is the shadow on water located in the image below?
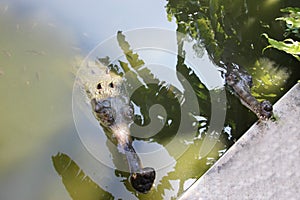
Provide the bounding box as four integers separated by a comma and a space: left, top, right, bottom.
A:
52, 153, 114, 200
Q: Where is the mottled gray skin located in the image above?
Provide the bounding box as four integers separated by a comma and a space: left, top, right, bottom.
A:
85, 69, 155, 193
226, 68, 273, 120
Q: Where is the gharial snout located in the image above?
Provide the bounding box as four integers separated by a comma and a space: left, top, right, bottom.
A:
130, 167, 156, 194
260, 100, 273, 119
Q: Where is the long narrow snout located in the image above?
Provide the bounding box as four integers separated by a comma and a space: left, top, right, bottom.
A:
130, 167, 156, 193
87, 70, 155, 193
110, 125, 156, 193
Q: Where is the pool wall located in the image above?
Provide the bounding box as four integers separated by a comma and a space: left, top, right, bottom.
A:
180, 83, 300, 200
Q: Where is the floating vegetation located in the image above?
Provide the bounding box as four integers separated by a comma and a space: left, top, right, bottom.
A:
262, 34, 300, 61
277, 7, 300, 38
263, 7, 300, 61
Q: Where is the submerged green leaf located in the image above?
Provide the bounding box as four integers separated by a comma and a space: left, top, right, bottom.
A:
262, 33, 300, 61
280, 7, 300, 13
276, 7, 300, 38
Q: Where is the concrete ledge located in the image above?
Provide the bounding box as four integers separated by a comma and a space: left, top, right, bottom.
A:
180, 83, 300, 200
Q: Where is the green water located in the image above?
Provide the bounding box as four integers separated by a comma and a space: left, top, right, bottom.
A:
0, 0, 299, 199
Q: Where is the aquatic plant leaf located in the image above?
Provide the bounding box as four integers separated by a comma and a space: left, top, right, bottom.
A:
277, 16, 300, 29
275, 7, 300, 38
263, 93, 277, 98
262, 33, 300, 61
280, 7, 300, 13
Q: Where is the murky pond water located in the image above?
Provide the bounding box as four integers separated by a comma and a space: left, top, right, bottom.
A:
0, 0, 299, 199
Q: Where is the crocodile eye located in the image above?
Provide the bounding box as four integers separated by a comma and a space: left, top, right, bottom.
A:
109, 82, 114, 88
232, 74, 238, 81
97, 83, 102, 90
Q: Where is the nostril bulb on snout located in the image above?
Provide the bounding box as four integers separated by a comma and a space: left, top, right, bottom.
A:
261, 101, 273, 112
265, 106, 272, 111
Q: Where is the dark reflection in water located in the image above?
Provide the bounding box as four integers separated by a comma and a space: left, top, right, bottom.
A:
166, 0, 300, 141
52, 153, 114, 200
113, 31, 210, 145
66, 30, 221, 199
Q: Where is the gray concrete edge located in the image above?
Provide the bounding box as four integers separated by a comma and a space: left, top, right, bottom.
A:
179, 83, 300, 200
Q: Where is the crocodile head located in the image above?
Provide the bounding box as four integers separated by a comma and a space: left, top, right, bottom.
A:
85, 69, 155, 193
226, 67, 273, 119
259, 100, 273, 119
86, 70, 134, 128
